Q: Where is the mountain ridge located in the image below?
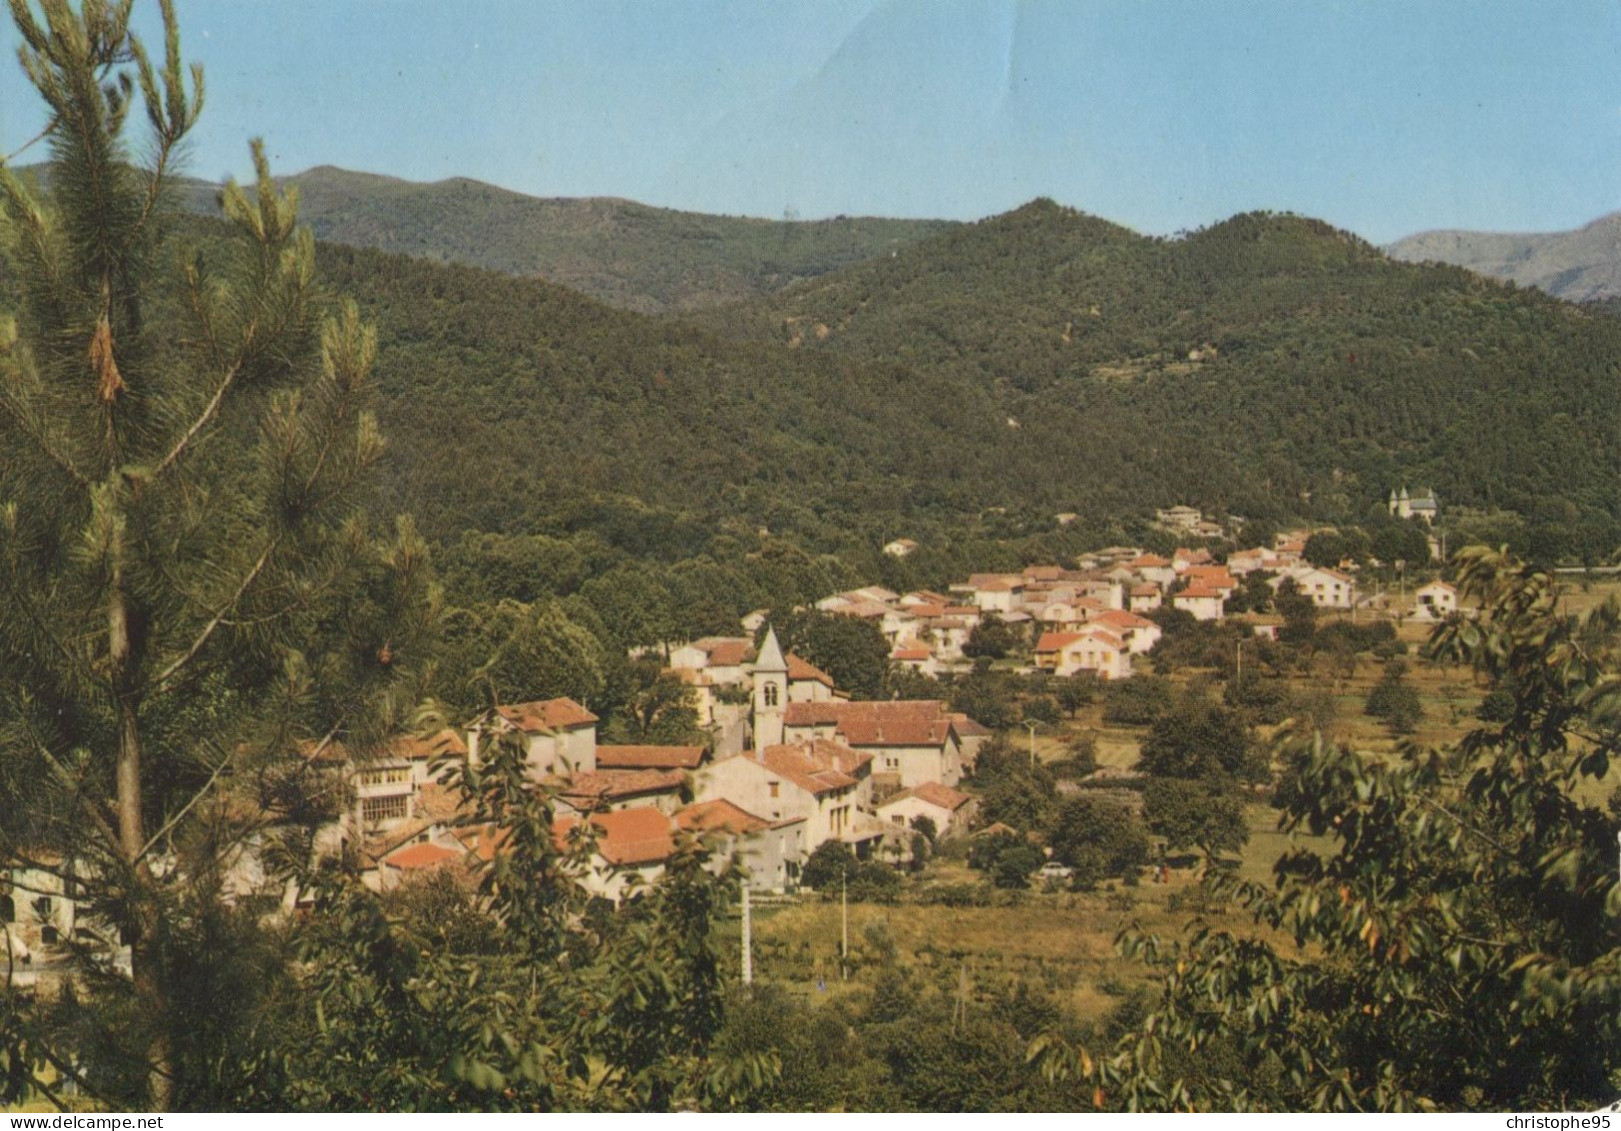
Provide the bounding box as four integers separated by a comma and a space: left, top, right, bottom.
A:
160, 164, 957, 314
1387, 212, 1621, 302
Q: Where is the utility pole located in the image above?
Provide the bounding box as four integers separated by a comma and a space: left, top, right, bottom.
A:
954, 962, 970, 1033
1235, 638, 1243, 684
841, 872, 849, 981
741, 880, 753, 987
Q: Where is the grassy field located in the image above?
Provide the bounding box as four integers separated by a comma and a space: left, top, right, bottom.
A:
734, 803, 1322, 1027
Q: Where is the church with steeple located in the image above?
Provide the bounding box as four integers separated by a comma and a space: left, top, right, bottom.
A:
750, 626, 788, 749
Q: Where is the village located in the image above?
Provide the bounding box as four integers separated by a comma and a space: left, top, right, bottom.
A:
1, 499, 1465, 982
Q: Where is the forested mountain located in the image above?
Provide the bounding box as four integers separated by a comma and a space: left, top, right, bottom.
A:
113, 196, 1621, 638
169, 165, 955, 314
1387, 212, 1621, 303
698, 200, 1621, 549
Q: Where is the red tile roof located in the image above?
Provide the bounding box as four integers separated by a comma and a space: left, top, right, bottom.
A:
675, 798, 770, 837
786, 653, 835, 687
947, 712, 992, 737
891, 647, 932, 661
1093, 609, 1156, 631
1078, 625, 1126, 649
557, 768, 685, 805
756, 739, 872, 796
388, 728, 468, 762
705, 640, 754, 667
383, 842, 461, 872
1035, 631, 1083, 652
904, 782, 974, 811
496, 698, 598, 733
595, 744, 706, 770
782, 700, 957, 747
555, 808, 676, 867
1177, 585, 1225, 600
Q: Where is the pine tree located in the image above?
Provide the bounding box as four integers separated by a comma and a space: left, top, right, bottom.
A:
0, 0, 435, 1108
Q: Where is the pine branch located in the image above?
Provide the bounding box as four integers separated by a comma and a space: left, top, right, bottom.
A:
144, 534, 279, 695
0, 118, 55, 164
0, 392, 91, 490
0, 545, 103, 696
135, 744, 233, 864
27, 736, 122, 858
150, 356, 242, 477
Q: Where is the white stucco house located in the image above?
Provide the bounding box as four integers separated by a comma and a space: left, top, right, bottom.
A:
1411, 580, 1458, 621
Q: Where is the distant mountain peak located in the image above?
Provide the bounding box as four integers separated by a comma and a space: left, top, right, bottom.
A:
1387, 212, 1621, 302
166, 164, 956, 314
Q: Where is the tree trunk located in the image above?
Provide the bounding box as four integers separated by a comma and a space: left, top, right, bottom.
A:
110, 575, 171, 1110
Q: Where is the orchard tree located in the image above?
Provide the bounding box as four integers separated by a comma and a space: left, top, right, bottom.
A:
1273, 578, 1318, 646
0, 0, 435, 1108
1364, 658, 1423, 736
1141, 777, 1249, 861
1136, 701, 1257, 782
1047, 796, 1150, 887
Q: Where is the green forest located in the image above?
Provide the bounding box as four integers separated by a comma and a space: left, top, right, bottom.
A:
2, 0, 1620, 1115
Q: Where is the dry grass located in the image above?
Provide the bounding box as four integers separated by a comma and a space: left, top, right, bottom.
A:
740, 804, 1326, 1025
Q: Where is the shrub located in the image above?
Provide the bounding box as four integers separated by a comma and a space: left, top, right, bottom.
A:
1102, 675, 1174, 726
847, 861, 903, 904
1365, 660, 1424, 734
1142, 777, 1251, 860
802, 840, 858, 890
1137, 701, 1259, 781
1048, 796, 1151, 887
968, 831, 1044, 889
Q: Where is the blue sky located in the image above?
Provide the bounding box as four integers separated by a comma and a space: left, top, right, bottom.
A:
4, 0, 1621, 243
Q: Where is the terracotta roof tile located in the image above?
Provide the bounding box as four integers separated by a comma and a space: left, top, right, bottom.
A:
1093, 609, 1156, 631
1078, 625, 1126, 648
904, 782, 974, 811
947, 712, 992, 737
496, 698, 598, 733
382, 842, 461, 872
1035, 631, 1083, 652
755, 739, 872, 796
554, 808, 675, 867
786, 653, 835, 687
705, 640, 754, 667
388, 728, 468, 762
675, 798, 769, 836
595, 744, 706, 770
782, 700, 956, 747
557, 768, 686, 804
